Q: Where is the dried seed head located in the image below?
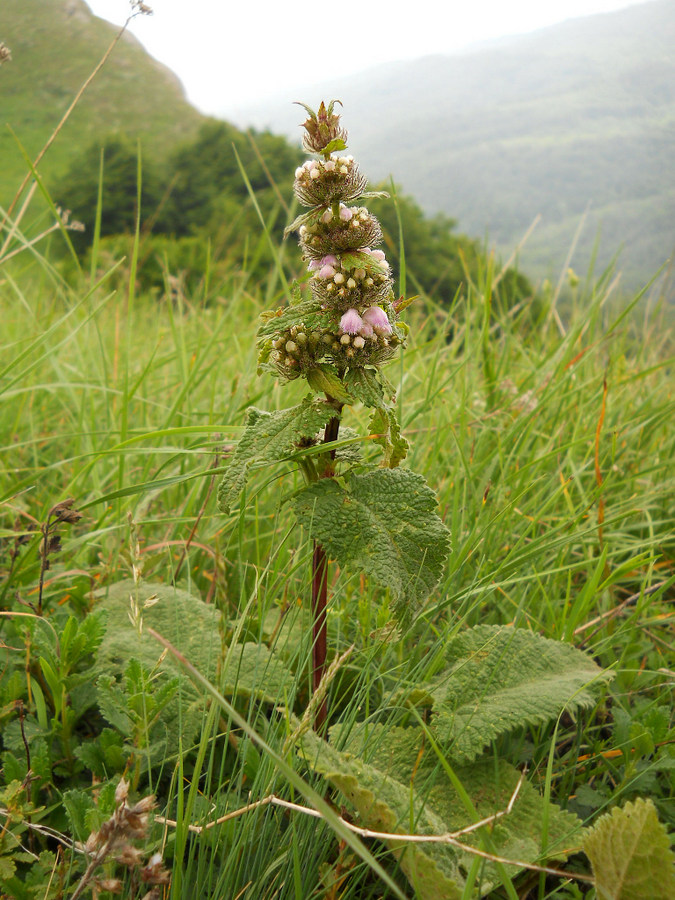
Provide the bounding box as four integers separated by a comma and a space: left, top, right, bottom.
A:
0, 43, 11, 65
115, 778, 129, 805
50, 497, 83, 524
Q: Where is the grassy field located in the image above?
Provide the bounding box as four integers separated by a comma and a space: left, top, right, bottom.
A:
1, 178, 673, 899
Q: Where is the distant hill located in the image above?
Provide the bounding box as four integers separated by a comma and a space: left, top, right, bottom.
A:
236, 0, 675, 296
0, 0, 204, 204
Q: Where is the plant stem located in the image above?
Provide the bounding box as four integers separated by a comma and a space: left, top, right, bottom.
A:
311, 410, 341, 731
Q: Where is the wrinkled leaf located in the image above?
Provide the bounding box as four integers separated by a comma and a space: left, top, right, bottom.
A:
301, 725, 582, 899
217, 396, 336, 514
306, 365, 354, 404
583, 798, 675, 900
292, 468, 450, 619
407, 625, 612, 762
344, 367, 385, 408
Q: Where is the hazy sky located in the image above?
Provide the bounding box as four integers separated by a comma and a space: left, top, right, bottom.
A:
84, 0, 648, 117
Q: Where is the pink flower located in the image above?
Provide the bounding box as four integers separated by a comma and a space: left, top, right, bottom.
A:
340, 308, 364, 334
321, 254, 338, 267
359, 321, 374, 338
371, 249, 386, 262
307, 259, 321, 271
363, 306, 392, 335
339, 205, 353, 222
318, 264, 336, 279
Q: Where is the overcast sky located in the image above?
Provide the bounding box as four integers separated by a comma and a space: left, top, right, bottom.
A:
84, 0, 649, 118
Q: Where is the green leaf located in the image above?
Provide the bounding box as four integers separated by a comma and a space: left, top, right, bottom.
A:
62, 788, 94, 842
323, 137, 348, 154
257, 298, 324, 338
217, 396, 336, 514
284, 208, 321, 237
301, 725, 583, 899
221, 642, 295, 705
0, 856, 16, 882
412, 625, 612, 762
93, 581, 221, 751
344, 367, 385, 409
306, 365, 353, 404
583, 798, 675, 900
369, 406, 409, 467
291, 468, 450, 619
339, 250, 389, 275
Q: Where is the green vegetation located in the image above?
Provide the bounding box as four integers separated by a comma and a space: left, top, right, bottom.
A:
1, 148, 673, 894
1, 4, 673, 898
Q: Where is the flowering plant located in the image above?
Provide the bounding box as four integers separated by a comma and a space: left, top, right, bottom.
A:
219, 101, 450, 726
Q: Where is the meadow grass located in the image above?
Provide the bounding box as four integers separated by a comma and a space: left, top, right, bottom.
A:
0, 201, 673, 899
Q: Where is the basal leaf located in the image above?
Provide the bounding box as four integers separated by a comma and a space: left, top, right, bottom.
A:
416, 625, 612, 761
221, 642, 295, 705
301, 729, 463, 899
369, 406, 409, 468
301, 725, 583, 899
291, 468, 450, 619
94, 581, 221, 751
217, 396, 335, 514
583, 798, 675, 900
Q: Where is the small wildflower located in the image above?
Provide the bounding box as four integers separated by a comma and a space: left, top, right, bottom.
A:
363, 306, 392, 335
340, 308, 364, 334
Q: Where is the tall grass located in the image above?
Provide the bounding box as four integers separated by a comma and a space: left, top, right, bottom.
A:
1, 187, 673, 898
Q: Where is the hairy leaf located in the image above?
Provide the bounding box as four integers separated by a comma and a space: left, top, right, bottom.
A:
301, 725, 582, 899
306, 365, 353, 403
583, 798, 675, 900
291, 468, 450, 619
369, 406, 409, 467
94, 581, 221, 751
217, 396, 335, 514
257, 298, 324, 337
344, 366, 385, 408
409, 626, 612, 761
221, 642, 295, 705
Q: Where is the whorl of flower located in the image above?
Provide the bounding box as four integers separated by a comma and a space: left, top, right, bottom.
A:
267, 319, 402, 380
297, 99, 348, 155
294, 157, 368, 207
300, 206, 383, 258
310, 246, 393, 314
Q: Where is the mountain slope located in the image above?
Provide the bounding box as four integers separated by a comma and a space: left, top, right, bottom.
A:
0, 0, 204, 204
237, 0, 675, 294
